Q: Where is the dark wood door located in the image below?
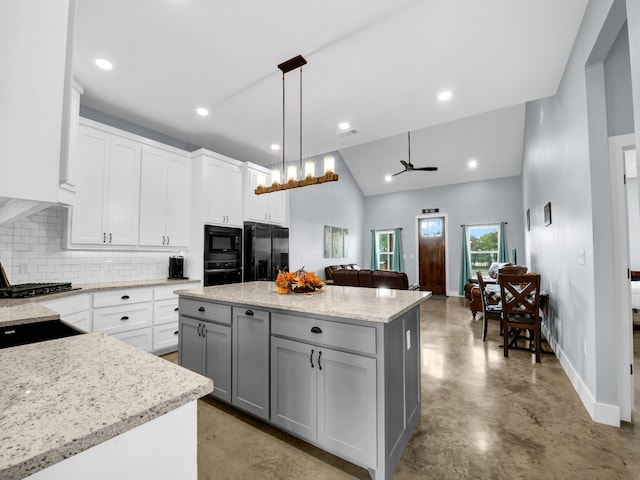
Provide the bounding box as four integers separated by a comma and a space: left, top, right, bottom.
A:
418, 216, 447, 295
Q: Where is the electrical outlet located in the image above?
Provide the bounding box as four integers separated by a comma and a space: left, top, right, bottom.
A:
578, 250, 585, 265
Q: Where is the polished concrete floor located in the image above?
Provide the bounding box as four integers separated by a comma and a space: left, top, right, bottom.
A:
164, 296, 640, 479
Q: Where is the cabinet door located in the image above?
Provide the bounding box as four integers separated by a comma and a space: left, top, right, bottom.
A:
70, 125, 108, 244
179, 316, 204, 376
139, 147, 168, 246
316, 347, 377, 468
267, 190, 286, 225
245, 168, 269, 222
165, 155, 190, 247
224, 164, 243, 226
232, 307, 269, 419
270, 337, 317, 442
204, 321, 232, 402
105, 135, 141, 245
203, 159, 225, 224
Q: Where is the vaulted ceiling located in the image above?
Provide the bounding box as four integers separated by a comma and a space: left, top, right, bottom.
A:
73, 0, 588, 196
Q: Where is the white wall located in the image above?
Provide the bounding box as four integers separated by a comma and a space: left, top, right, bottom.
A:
521, 0, 635, 420
363, 176, 525, 293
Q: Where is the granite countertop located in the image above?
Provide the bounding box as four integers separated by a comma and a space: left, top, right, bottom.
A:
177, 281, 431, 323
0, 332, 213, 479
0, 278, 200, 328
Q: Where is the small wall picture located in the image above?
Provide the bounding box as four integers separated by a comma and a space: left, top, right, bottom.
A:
343, 229, 349, 257
323, 225, 332, 258
332, 227, 343, 258
526, 208, 530, 231
544, 202, 552, 226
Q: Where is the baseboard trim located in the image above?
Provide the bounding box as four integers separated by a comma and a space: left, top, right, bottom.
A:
542, 324, 620, 427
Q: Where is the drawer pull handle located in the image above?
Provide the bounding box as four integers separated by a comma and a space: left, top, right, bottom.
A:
174, 307, 179, 312
318, 350, 323, 370
198, 306, 205, 312
174, 330, 179, 335
311, 326, 322, 334
120, 316, 129, 321
310, 349, 314, 368
121, 295, 130, 300
245, 309, 254, 316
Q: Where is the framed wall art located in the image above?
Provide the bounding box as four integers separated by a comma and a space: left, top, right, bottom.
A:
544, 202, 552, 226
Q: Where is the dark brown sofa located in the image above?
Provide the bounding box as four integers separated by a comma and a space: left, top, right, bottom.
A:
325, 264, 409, 290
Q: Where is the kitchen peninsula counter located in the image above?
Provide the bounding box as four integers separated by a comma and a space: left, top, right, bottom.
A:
177, 281, 431, 480
0, 332, 212, 480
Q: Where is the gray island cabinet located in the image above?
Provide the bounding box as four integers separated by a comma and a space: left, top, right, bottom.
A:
177, 281, 431, 480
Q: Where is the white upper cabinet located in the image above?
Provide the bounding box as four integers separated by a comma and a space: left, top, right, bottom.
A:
243, 164, 287, 225
192, 150, 243, 228
139, 145, 191, 248
68, 122, 141, 246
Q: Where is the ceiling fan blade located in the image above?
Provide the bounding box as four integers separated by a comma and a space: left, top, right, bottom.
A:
391, 169, 406, 177
400, 160, 409, 168
413, 166, 438, 171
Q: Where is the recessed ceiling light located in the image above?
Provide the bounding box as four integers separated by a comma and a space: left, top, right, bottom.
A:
95, 58, 113, 70
339, 122, 350, 130
385, 175, 392, 182
270, 144, 280, 151
437, 90, 452, 101
468, 159, 478, 168
196, 107, 209, 116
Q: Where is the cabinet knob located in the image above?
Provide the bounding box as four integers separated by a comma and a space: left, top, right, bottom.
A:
174, 307, 179, 312
311, 326, 322, 334
174, 330, 179, 336
245, 309, 254, 316
121, 295, 130, 300
120, 316, 129, 321
198, 306, 205, 312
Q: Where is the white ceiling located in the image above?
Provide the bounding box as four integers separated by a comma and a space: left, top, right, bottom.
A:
73, 0, 588, 196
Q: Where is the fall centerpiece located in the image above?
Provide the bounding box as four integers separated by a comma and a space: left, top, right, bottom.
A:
275, 268, 325, 294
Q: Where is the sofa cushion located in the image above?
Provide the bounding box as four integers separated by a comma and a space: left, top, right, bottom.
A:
358, 269, 374, 287
371, 270, 409, 290
331, 269, 360, 286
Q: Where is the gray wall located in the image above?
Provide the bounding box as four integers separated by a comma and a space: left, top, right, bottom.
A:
363, 176, 525, 293
604, 22, 634, 136
521, 0, 634, 410
288, 152, 365, 278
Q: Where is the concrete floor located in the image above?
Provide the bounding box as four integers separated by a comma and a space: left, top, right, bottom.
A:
164, 296, 640, 479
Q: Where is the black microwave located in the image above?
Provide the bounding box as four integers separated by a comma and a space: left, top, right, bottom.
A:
205, 225, 242, 256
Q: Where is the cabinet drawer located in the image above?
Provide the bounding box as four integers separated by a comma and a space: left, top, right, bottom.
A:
40, 293, 91, 316
93, 303, 153, 334
93, 288, 153, 308
179, 298, 231, 325
271, 313, 377, 356
112, 327, 153, 352
153, 322, 180, 351
155, 299, 180, 326
154, 282, 199, 301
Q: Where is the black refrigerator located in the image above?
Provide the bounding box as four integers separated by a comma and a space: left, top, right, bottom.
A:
243, 222, 289, 281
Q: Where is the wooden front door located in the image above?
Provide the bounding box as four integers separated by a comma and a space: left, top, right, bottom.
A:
418, 216, 447, 295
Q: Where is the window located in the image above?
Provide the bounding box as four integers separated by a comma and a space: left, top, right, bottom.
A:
376, 230, 395, 270
468, 224, 499, 276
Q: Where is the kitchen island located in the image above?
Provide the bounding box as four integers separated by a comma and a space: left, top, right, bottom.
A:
0, 332, 212, 480
177, 281, 431, 480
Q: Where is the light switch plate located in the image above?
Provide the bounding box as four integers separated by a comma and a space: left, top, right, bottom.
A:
406, 330, 411, 350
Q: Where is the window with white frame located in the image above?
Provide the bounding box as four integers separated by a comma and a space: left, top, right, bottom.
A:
468, 224, 499, 277
376, 230, 395, 270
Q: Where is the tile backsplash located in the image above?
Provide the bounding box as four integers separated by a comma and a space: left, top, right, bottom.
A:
0, 207, 179, 285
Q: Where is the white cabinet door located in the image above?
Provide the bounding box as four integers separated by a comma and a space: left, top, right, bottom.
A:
106, 135, 141, 245
139, 147, 168, 246
69, 124, 141, 246
267, 190, 286, 225
165, 155, 190, 246
224, 165, 243, 226
270, 336, 317, 442
70, 125, 108, 245
204, 157, 243, 227
245, 167, 269, 223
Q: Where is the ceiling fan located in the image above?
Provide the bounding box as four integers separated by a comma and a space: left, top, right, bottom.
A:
391, 131, 438, 176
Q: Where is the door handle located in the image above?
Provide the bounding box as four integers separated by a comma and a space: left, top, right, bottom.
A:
318, 350, 322, 370
166, 235, 170, 245
109, 233, 112, 243
198, 306, 205, 312
103, 232, 106, 243
120, 316, 129, 321
245, 309, 254, 316
121, 295, 130, 300
310, 349, 314, 368
311, 326, 322, 334
162, 236, 166, 245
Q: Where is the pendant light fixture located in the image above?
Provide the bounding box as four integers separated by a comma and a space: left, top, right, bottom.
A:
255, 54, 339, 195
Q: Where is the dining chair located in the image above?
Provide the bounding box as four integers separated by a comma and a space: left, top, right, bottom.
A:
498, 273, 542, 363
476, 271, 502, 342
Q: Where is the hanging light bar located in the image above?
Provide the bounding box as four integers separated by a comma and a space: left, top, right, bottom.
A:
255, 54, 339, 195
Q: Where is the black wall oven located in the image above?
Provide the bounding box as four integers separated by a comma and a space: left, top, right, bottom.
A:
204, 225, 242, 286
